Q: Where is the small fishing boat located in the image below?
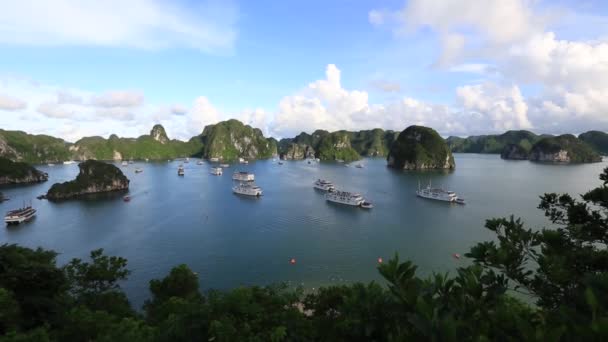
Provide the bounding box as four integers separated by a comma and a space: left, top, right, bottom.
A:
134, 168, 143, 173
128, 160, 134, 164
360, 201, 374, 209
220, 163, 230, 168
197, 160, 204, 165
184, 158, 190, 163
210, 167, 223, 175
47, 163, 55, 166
355, 164, 364, 169
63, 160, 75, 165
278, 161, 284, 165
178, 167, 185, 176
123, 196, 131, 202
121, 161, 128, 166
209, 157, 219, 162
5, 205, 36, 225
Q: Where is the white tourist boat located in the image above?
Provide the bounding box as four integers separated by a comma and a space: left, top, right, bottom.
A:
232, 183, 263, 197
210, 167, 223, 175
63, 160, 76, 165
5, 205, 36, 225
178, 166, 185, 176
314, 179, 336, 192
121, 161, 128, 166
184, 157, 190, 163
416, 181, 465, 205
209, 157, 219, 162
197, 160, 204, 165
232, 171, 255, 182
238, 158, 249, 164
325, 191, 365, 207
47, 163, 55, 166
220, 163, 230, 168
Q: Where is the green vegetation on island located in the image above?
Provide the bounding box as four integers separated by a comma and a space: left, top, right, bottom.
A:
0, 157, 48, 185
0, 129, 71, 164
73, 125, 202, 161
197, 119, 277, 161
2, 168, 608, 340
446, 130, 543, 154
579, 130, 608, 155
387, 125, 455, 170
46, 160, 129, 200
529, 134, 602, 163
278, 128, 398, 162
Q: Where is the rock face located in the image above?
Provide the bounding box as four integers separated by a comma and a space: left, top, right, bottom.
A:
500, 144, 529, 160
0, 157, 48, 185
46, 160, 129, 200
529, 135, 601, 163
73, 125, 202, 161
282, 143, 315, 160
198, 119, 277, 161
151, 124, 169, 144
387, 126, 455, 170
278, 128, 397, 161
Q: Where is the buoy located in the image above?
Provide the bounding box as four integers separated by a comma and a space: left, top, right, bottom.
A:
452, 253, 461, 259
290, 258, 296, 265
377, 257, 383, 264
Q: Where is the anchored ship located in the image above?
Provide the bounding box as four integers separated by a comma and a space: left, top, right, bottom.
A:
416, 181, 465, 205
210, 167, 223, 175
232, 171, 255, 182
314, 179, 335, 192
5, 205, 36, 225
232, 183, 263, 197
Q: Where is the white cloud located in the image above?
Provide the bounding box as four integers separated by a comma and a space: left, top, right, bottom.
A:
95, 108, 136, 121
0, 0, 238, 53
187, 96, 221, 135
90, 91, 144, 108
37, 102, 74, 119
0, 93, 27, 111
57, 90, 83, 104
456, 83, 532, 131
170, 104, 188, 115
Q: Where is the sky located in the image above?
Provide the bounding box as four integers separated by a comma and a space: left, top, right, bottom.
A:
0, 0, 607, 142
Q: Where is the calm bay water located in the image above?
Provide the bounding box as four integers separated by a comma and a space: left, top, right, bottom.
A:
1, 154, 606, 308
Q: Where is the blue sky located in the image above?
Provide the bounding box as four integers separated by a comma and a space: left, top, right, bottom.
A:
0, 0, 607, 141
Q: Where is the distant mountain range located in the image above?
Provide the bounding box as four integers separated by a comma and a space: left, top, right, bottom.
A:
0, 122, 606, 164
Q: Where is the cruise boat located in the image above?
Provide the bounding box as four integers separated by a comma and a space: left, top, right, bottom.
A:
63, 160, 75, 165
121, 161, 128, 166
178, 166, 185, 176
325, 191, 365, 207
47, 163, 55, 166
232, 183, 263, 197
220, 163, 230, 168
210, 167, 223, 175
5, 205, 36, 225
336, 159, 344, 163
184, 158, 190, 163
134, 168, 143, 173
197, 160, 204, 165
416, 181, 465, 204
233, 171, 255, 182
209, 157, 219, 162
314, 179, 336, 192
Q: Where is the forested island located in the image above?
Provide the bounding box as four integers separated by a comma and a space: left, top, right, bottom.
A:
2, 168, 607, 340
387, 126, 455, 170
0, 157, 48, 185
46, 160, 129, 200
1, 121, 606, 164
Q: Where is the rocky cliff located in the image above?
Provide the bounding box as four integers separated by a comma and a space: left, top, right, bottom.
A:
387, 126, 455, 170
281, 143, 316, 160
0, 129, 71, 163
46, 160, 129, 200
0, 157, 48, 185
500, 144, 530, 160
72, 125, 202, 161
198, 119, 277, 161
529, 135, 601, 163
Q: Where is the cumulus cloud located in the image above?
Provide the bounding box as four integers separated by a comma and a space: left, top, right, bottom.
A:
0, 0, 238, 53
95, 108, 135, 121
171, 104, 188, 115
0, 93, 27, 111
90, 91, 144, 108
37, 102, 74, 119
187, 96, 221, 135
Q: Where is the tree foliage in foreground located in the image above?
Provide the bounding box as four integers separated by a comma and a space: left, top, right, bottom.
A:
2, 169, 608, 340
